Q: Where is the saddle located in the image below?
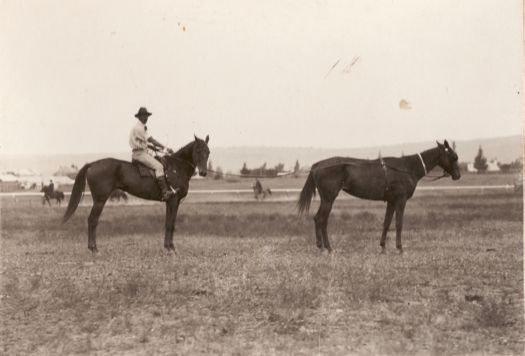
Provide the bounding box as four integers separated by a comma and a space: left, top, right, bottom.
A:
132, 156, 167, 178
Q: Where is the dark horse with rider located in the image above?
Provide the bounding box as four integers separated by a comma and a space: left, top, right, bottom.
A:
41, 180, 65, 206
62, 107, 210, 252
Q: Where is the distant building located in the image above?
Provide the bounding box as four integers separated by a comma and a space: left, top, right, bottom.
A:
0, 173, 20, 192
467, 160, 500, 173
54, 164, 79, 179
467, 162, 477, 173
487, 160, 500, 172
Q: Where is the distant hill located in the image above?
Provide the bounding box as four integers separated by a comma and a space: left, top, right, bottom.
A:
209, 135, 523, 173
0, 135, 521, 175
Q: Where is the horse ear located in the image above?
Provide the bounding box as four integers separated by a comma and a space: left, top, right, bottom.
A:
436, 140, 443, 147
205, 135, 209, 144
444, 140, 450, 148
194, 134, 197, 141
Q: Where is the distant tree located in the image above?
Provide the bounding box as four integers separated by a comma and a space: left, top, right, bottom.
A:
498, 163, 512, 174
510, 158, 523, 171
293, 160, 300, 177
274, 163, 284, 173
452, 141, 457, 151
240, 162, 250, 176
474, 146, 488, 173
207, 160, 214, 173
214, 166, 224, 180
500, 158, 523, 173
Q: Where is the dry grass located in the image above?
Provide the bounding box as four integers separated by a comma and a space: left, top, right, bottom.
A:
1, 192, 523, 355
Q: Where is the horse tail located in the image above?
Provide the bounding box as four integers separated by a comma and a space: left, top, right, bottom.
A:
298, 171, 316, 215
62, 164, 90, 224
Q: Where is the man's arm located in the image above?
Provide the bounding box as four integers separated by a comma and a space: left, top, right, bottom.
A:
147, 136, 165, 150
147, 137, 173, 153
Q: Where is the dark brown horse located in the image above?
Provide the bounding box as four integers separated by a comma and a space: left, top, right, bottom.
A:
62, 135, 210, 252
298, 140, 460, 253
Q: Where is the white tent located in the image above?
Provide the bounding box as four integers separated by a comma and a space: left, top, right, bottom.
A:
0, 173, 19, 182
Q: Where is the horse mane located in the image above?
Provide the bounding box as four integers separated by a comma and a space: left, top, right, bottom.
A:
172, 140, 195, 157
163, 139, 196, 168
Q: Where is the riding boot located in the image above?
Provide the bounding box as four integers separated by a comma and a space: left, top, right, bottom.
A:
156, 177, 175, 201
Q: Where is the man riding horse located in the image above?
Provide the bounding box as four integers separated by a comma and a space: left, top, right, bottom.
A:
130, 107, 174, 201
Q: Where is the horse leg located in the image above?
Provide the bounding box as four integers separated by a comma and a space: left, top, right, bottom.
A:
164, 199, 180, 250
314, 198, 334, 252
321, 199, 335, 252
394, 199, 407, 253
380, 201, 395, 253
87, 200, 107, 253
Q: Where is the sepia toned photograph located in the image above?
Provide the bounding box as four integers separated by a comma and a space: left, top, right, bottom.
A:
1, 1, 523, 355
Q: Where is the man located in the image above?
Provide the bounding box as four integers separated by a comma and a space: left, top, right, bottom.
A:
129, 107, 174, 201
48, 179, 54, 194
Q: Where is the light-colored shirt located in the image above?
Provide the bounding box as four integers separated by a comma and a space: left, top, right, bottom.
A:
129, 121, 150, 151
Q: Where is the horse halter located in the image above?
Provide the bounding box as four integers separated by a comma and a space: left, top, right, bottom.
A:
417, 153, 427, 176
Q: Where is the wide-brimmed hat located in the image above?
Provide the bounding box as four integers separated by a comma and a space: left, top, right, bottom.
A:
135, 107, 152, 118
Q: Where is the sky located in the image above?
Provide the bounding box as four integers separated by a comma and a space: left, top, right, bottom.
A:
0, 0, 522, 155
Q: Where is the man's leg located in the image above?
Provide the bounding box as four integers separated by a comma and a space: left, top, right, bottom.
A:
133, 151, 174, 201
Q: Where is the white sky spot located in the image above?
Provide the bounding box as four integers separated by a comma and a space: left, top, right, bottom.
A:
399, 99, 412, 110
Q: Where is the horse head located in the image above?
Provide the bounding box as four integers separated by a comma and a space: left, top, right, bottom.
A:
436, 140, 461, 180
192, 134, 210, 177
165, 135, 210, 178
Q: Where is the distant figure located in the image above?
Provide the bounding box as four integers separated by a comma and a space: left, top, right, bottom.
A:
514, 175, 523, 193
41, 184, 65, 206
109, 189, 128, 203
254, 178, 262, 193
48, 179, 54, 194
252, 179, 272, 201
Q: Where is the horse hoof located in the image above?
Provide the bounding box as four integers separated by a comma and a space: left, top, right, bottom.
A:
380, 248, 386, 254
397, 248, 403, 255
320, 248, 332, 255
164, 244, 175, 251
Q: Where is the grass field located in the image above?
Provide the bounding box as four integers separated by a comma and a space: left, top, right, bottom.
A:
1, 190, 523, 355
